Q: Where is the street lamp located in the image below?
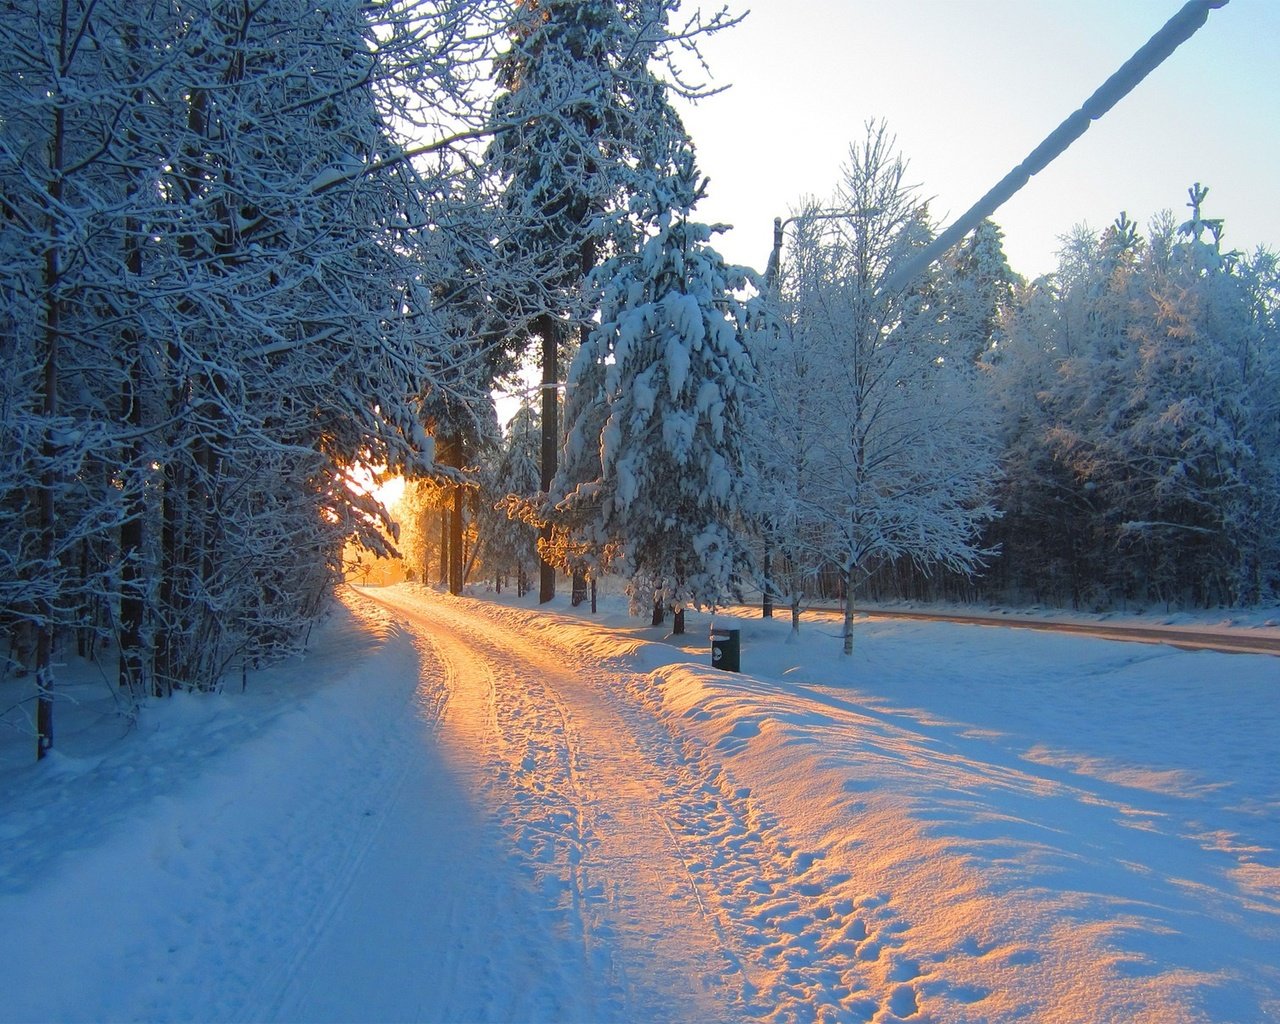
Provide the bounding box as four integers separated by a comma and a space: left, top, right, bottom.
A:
758, 208, 872, 619
764, 210, 851, 289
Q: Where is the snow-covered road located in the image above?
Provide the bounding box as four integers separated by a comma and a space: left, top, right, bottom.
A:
281, 586, 1280, 1024
275, 586, 740, 1023
2, 583, 1276, 1023
281, 585, 910, 1022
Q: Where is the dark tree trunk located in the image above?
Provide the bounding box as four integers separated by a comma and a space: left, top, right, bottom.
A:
117, 317, 146, 694
571, 569, 587, 606
117, 23, 147, 697
439, 505, 448, 589
35, 82, 66, 760
651, 598, 664, 627
156, 85, 210, 698
762, 540, 773, 618
538, 315, 558, 604
450, 484, 464, 595
419, 508, 430, 586
673, 608, 685, 635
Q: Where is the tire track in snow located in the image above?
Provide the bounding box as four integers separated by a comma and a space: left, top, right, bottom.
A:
369, 589, 740, 1022
266, 595, 598, 1023
375, 589, 926, 1024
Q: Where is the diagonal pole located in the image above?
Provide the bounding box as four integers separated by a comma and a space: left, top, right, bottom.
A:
880, 0, 1229, 294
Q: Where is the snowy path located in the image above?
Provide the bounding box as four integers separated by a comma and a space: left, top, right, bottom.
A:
311, 587, 1280, 1023
293, 586, 897, 1022
273, 586, 740, 1023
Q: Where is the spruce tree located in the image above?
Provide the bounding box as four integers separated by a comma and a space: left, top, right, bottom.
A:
553, 152, 757, 631
484, 0, 732, 603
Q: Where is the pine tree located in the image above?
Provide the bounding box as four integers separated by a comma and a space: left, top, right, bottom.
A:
478, 403, 544, 596
944, 219, 1021, 364
991, 187, 1280, 608
552, 153, 757, 631
484, 0, 734, 603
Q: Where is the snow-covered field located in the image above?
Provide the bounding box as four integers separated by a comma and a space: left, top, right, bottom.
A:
1, 584, 1277, 1023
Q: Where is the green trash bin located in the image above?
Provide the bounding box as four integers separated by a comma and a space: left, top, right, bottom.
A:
710, 627, 740, 672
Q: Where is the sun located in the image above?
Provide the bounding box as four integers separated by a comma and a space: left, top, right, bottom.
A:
373, 474, 405, 512
346, 463, 405, 513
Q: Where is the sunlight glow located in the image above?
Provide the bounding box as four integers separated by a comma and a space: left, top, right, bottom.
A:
347, 463, 405, 513
374, 474, 405, 512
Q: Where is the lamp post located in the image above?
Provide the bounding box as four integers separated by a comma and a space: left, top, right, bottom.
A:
758, 209, 856, 619
765, 210, 850, 289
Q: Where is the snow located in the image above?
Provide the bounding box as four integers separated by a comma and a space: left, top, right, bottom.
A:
1, 584, 1277, 1023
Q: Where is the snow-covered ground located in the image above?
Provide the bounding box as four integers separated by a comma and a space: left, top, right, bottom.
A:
1, 584, 1277, 1023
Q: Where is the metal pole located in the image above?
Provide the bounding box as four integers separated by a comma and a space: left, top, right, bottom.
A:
760, 209, 854, 619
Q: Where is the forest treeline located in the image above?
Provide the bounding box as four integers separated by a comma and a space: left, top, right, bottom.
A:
3, 1, 1277, 759
401, 154, 1278, 635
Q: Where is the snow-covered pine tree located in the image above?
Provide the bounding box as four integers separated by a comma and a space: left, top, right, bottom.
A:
1100, 188, 1279, 605
991, 187, 1280, 608
553, 152, 757, 632
477, 403, 544, 596
943, 219, 1021, 365
536, 341, 619, 592
484, 0, 736, 603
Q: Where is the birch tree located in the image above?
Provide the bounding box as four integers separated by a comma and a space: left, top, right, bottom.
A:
746, 211, 841, 638
772, 124, 1000, 654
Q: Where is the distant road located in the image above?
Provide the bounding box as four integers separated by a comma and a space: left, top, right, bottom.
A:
747, 604, 1280, 657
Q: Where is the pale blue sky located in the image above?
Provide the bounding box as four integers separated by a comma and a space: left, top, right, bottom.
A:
676, 0, 1277, 279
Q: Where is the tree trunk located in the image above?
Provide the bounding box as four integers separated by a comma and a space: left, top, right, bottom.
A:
762, 539, 773, 618
590, 577, 597, 614
651, 598, 664, 626
439, 504, 448, 589
842, 570, 855, 656
450, 483, 463, 596
538, 315, 558, 604
419, 507, 430, 586
155, 84, 212, 698
35, 75, 67, 760
117, 286, 146, 695
673, 608, 685, 635
114, 0, 147, 696
571, 569, 587, 606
